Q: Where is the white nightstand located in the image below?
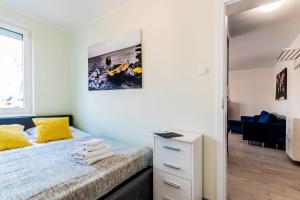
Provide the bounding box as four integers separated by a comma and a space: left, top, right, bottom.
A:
153, 130, 202, 200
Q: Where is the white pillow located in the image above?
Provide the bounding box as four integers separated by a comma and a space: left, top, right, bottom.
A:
71, 127, 90, 138
26, 127, 36, 138
25, 126, 90, 139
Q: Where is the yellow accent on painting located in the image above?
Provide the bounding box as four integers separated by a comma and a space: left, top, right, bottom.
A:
133, 67, 142, 73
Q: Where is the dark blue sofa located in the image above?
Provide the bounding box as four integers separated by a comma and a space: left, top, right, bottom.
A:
242, 111, 286, 146
228, 120, 243, 134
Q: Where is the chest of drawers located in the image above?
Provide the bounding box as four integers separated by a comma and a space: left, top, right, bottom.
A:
153, 131, 202, 200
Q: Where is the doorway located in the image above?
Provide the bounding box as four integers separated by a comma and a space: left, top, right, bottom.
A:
218, 0, 300, 199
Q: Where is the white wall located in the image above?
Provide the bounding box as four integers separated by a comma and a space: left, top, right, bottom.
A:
69, 0, 217, 199
273, 34, 300, 118
228, 68, 274, 120
229, 36, 300, 121
0, 5, 71, 115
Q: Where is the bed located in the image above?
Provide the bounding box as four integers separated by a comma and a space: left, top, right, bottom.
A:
0, 115, 153, 200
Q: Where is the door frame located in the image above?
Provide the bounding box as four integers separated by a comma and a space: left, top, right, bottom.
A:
216, 0, 233, 199
216, 1, 279, 199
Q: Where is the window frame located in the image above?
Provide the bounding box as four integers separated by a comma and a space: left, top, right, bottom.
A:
0, 21, 33, 115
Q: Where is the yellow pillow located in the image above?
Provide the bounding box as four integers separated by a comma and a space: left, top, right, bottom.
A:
0, 125, 32, 151
33, 117, 73, 143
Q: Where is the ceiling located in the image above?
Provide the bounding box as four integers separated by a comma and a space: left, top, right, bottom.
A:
228, 0, 300, 70
0, 0, 128, 32
1, 0, 299, 68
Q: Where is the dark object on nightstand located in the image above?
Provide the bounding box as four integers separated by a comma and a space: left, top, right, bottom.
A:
154, 132, 183, 138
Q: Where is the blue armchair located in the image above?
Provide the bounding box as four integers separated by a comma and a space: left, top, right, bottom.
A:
242, 111, 286, 146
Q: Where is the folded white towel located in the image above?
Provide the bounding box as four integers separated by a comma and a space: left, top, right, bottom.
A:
72, 147, 112, 159
77, 139, 104, 147
81, 143, 106, 152
75, 152, 115, 166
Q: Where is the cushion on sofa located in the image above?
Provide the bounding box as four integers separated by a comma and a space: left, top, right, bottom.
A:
250, 115, 260, 122
258, 111, 276, 123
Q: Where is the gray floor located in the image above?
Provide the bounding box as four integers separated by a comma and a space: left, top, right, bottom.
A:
227, 133, 300, 200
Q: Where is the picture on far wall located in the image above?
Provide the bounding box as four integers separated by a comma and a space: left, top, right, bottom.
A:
276, 68, 287, 101
88, 31, 142, 90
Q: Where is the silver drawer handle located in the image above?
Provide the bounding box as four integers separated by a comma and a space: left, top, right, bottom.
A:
163, 180, 181, 189
163, 146, 181, 151
162, 196, 172, 200
163, 163, 181, 170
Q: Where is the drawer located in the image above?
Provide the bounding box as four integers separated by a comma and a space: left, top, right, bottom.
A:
154, 137, 192, 161
155, 193, 190, 200
154, 169, 191, 200
154, 155, 192, 180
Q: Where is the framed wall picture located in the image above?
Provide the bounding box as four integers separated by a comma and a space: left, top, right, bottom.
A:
276, 68, 287, 101
88, 31, 142, 90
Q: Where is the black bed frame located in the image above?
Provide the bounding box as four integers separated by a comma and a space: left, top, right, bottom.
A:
0, 115, 153, 200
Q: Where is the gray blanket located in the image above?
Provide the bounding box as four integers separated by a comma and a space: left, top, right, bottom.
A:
0, 136, 152, 200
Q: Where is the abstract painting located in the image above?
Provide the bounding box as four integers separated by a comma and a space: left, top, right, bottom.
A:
88, 31, 142, 90
276, 68, 287, 101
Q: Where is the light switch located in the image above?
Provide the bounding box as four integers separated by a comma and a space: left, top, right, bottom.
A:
197, 66, 209, 76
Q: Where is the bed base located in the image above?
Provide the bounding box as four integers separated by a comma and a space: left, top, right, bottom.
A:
99, 167, 153, 200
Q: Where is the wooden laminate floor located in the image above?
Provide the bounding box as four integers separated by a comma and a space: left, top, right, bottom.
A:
227, 133, 300, 200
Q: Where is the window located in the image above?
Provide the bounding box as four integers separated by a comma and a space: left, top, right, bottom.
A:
0, 22, 32, 115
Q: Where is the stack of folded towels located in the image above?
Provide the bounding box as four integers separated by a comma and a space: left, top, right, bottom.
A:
71, 139, 114, 166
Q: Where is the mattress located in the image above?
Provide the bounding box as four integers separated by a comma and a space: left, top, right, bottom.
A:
0, 130, 152, 200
